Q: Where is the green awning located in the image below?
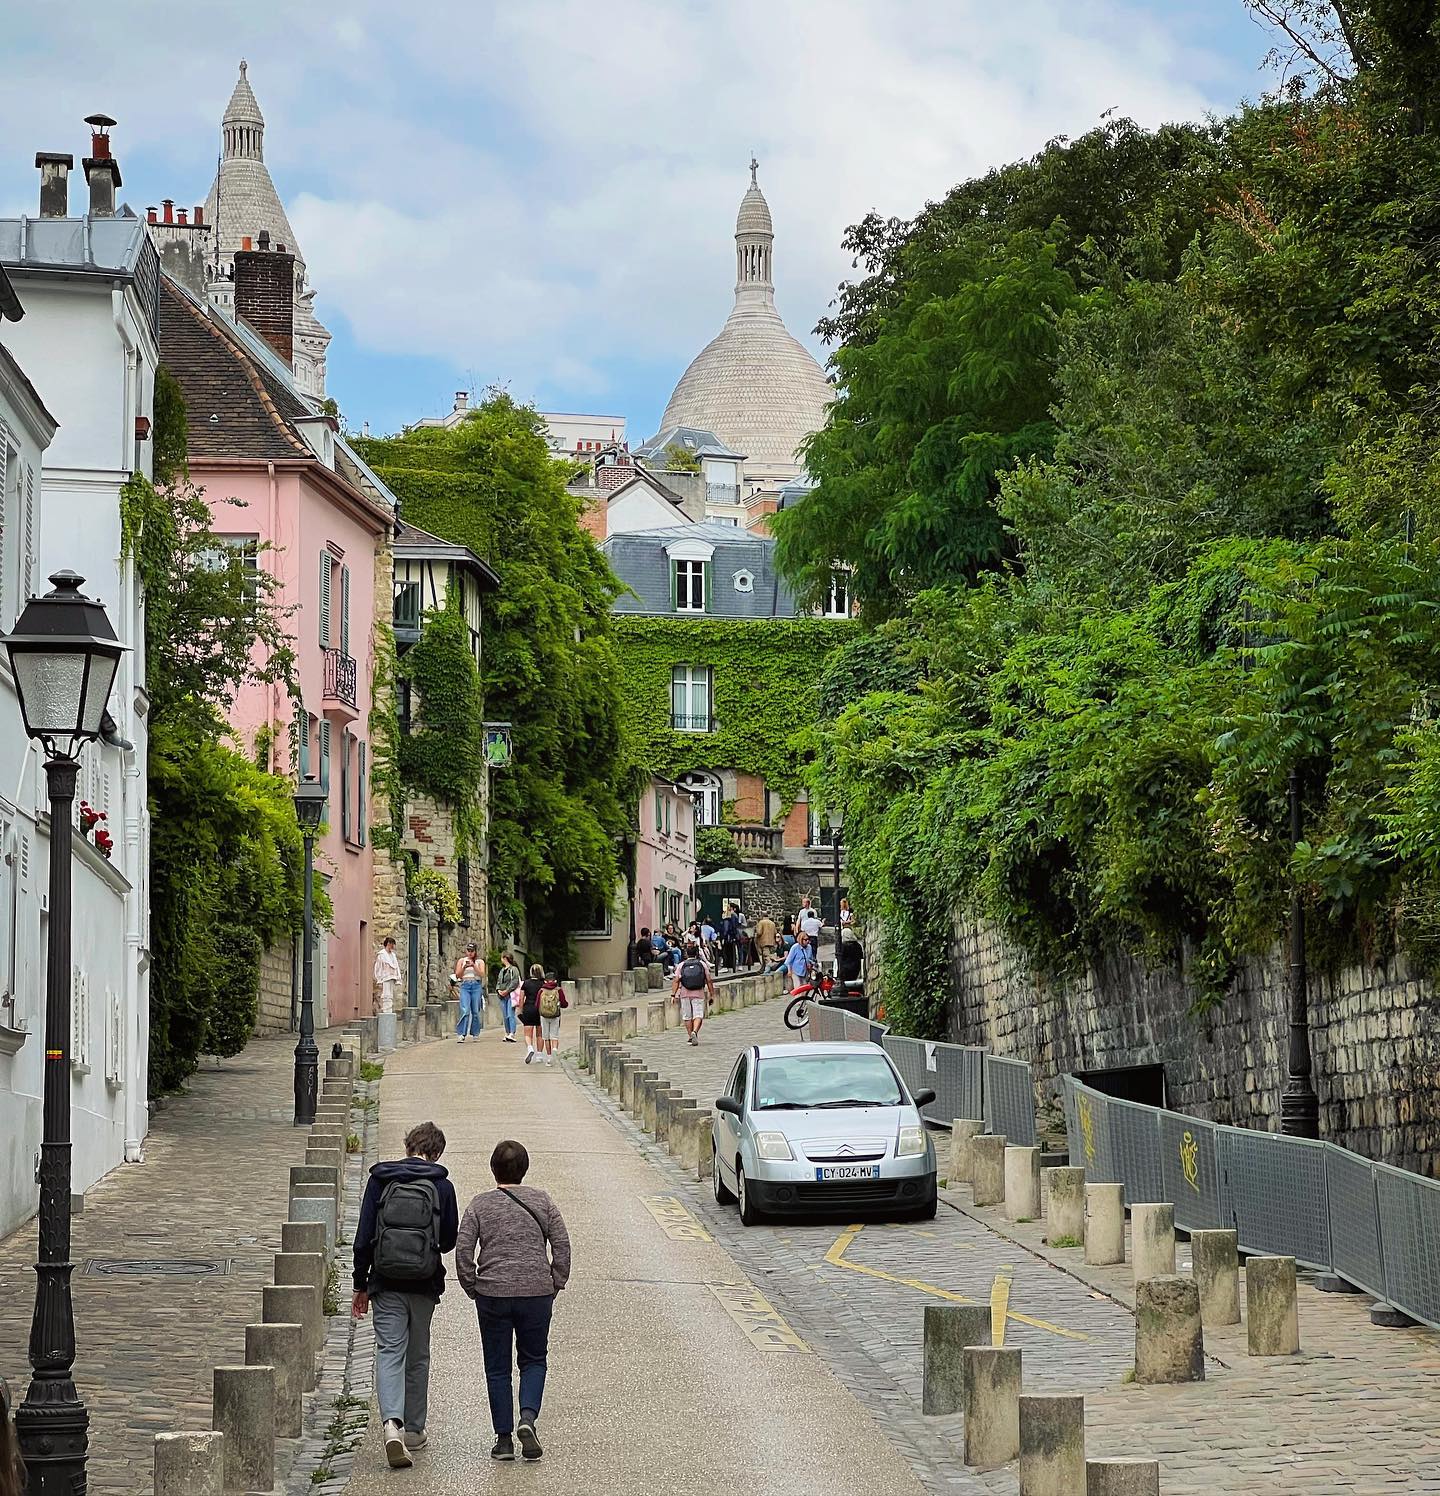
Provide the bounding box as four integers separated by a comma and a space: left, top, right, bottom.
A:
694, 867, 763, 884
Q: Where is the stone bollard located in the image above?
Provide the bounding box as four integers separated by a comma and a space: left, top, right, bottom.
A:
245, 1321, 304, 1438
324, 1057, 352, 1081
1134, 1274, 1204, 1384
263, 1284, 319, 1388
1246, 1255, 1300, 1356
290, 1163, 339, 1201
1191, 1228, 1241, 1327
696, 1114, 715, 1180
1019, 1394, 1085, 1495
376, 1010, 397, 1050
305, 1147, 344, 1178
1131, 1203, 1175, 1281
1004, 1146, 1042, 1221
281, 1220, 328, 1258
1086, 1459, 1161, 1495
656, 1088, 684, 1141
971, 1134, 1007, 1208
602, 1044, 627, 1095
619, 1061, 642, 1111
640, 1075, 662, 1134
672, 1107, 704, 1169
647, 999, 667, 1035
154, 1430, 225, 1496
288, 1193, 336, 1253
1045, 1167, 1085, 1245
1084, 1183, 1125, 1265
620, 969, 636, 998
962, 1346, 1022, 1468
921, 1303, 992, 1415
606, 973, 624, 1002
664, 995, 682, 1030
273, 1252, 327, 1354
714, 982, 732, 1014
648, 962, 664, 989
212, 1366, 274, 1493
949, 1119, 985, 1186
618, 1005, 637, 1039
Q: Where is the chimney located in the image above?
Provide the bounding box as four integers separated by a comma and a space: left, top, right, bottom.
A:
192, 205, 204, 226
82, 113, 121, 218
146, 206, 157, 224
162, 199, 173, 224
177, 209, 188, 226
454, 391, 468, 413
234, 236, 296, 368
595, 449, 635, 493
35, 153, 75, 218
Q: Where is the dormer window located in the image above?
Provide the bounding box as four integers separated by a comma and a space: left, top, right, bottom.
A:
673, 559, 708, 612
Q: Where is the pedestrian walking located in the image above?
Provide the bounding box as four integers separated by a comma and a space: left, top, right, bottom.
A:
798, 900, 823, 950
754, 912, 777, 966
495, 952, 521, 1043
519, 964, 545, 1064
453, 942, 486, 1042
839, 897, 854, 929
784, 931, 814, 991
351, 1121, 460, 1469
671, 939, 715, 1045
537, 971, 568, 1064
373, 936, 401, 1016
456, 1139, 571, 1464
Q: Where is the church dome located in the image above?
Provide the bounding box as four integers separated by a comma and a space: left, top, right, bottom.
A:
656, 162, 830, 480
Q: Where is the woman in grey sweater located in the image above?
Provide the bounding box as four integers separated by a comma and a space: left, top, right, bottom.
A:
455, 1139, 571, 1463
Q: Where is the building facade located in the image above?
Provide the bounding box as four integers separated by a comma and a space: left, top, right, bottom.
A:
0, 130, 157, 1234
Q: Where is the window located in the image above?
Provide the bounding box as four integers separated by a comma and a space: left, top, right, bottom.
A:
728, 1053, 749, 1106
199, 535, 260, 599
671, 665, 712, 732
394, 580, 421, 632
732, 570, 754, 594
678, 770, 721, 825
396, 678, 413, 735
575, 894, 612, 938
824, 571, 850, 618
673, 559, 707, 612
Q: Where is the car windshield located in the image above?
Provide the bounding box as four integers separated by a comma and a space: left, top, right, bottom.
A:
754, 1053, 903, 1110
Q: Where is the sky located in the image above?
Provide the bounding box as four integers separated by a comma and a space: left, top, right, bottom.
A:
1, 2, 1280, 442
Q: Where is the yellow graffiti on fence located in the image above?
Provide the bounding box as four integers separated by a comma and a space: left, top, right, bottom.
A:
1078, 1094, 1096, 1163
1179, 1130, 1200, 1194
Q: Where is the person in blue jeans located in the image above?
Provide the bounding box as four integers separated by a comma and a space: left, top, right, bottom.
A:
494, 951, 521, 1043
453, 943, 485, 1041
455, 1140, 572, 1463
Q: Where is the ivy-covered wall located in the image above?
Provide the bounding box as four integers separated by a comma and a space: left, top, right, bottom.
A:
612, 615, 856, 809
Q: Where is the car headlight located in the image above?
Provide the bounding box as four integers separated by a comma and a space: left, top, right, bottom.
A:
897, 1124, 926, 1158
754, 1131, 794, 1161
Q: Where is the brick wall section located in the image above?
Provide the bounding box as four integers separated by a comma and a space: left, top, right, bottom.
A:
233, 246, 295, 365
945, 916, 1440, 1174
255, 939, 294, 1035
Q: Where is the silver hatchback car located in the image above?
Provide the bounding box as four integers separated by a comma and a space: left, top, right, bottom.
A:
712, 1041, 938, 1224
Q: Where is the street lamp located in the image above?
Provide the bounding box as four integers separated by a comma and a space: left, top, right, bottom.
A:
1280, 767, 1319, 1137
3, 571, 126, 1496
827, 808, 844, 976
292, 777, 327, 1126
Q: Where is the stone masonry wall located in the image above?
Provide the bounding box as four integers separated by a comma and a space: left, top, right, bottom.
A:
255, 938, 294, 1035
946, 916, 1440, 1175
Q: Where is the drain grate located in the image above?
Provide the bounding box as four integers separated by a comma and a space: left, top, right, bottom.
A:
82, 1258, 233, 1278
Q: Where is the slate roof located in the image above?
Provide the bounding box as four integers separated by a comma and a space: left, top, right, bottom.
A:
394, 520, 500, 590
635, 424, 745, 462
602, 522, 800, 618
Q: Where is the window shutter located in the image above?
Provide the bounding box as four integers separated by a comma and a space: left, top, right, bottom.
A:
22, 464, 36, 601
0, 820, 14, 1012
319, 553, 331, 647
703, 562, 713, 613
297, 701, 310, 779
655, 790, 662, 832
358, 741, 368, 848
340, 564, 351, 655
669, 561, 677, 612
319, 719, 331, 792
341, 727, 352, 840
704, 666, 713, 728
0, 425, 8, 623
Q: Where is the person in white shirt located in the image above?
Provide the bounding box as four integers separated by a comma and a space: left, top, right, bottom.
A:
374, 937, 401, 1015
798, 902, 823, 947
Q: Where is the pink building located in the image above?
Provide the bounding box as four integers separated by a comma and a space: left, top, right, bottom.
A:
159, 262, 395, 1025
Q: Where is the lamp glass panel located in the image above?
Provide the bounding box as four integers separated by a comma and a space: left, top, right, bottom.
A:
11, 650, 87, 735
80, 651, 120, 736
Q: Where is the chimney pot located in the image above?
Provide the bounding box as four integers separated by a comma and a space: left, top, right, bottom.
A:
34, 152, 75, 219
162, 199, 173, 224
193, 205, 204, 226
81, 114, 121, 217
257, 229, 271, 250
177, 209, 188, 226
241, 235, 253, 251
146, 206, 157, 223
454, 391, 468, 411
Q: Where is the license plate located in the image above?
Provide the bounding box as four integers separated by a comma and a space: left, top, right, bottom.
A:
815, 1164, 881, 1181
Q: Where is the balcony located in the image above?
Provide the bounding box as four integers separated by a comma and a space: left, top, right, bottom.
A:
671, 711, 713, 733
706, 482, 740, 506
323, 648, 357, 712
730, 822, 784, 861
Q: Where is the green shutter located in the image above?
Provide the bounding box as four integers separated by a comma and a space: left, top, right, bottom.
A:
703, 561, 713, 613
358, 741, 368, 847
655, 790, 663, 831
297, 701, 309, 778
319, 552, 331, 647
341, 728, 351, 839
340, 564, 351, 655
669, 560, 677, 612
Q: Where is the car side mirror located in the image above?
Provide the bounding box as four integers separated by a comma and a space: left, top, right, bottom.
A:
714, 1096, 742, 1117
912, 1088, 936, 1108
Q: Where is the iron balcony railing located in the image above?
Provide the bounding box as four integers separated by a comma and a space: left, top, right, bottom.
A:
671, 711, 713, 733
323, 647, 357, 709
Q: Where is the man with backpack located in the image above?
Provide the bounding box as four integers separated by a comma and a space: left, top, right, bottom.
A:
671, 940, 715, 1045
352, 1122, 460, 1469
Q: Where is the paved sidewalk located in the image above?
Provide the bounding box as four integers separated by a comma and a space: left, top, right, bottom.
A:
609, 998, 1440, 1493
342, 1024, 928, 1495
0, 1029, 347, 1496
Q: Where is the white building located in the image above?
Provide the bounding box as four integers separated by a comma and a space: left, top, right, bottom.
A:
0, 126, 156, 1235
411, 392, 627, 462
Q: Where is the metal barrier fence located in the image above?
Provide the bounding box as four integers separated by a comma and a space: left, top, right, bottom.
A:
1064, 1077, 1440, 1331
802, 1000, 1029, 1139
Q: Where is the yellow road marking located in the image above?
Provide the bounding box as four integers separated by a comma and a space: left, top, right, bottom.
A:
708, 1283, 809, 1353
823, 1224, 1086, 1342
991, 1266, 1013, 1346
641, 1194, 713, 1242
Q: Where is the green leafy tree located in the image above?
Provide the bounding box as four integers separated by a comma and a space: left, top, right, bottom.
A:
661, 443, 702, 473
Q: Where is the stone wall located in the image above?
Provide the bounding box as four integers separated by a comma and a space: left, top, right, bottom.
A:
946, 917, 1440, 1175
255, 939, 294, 1035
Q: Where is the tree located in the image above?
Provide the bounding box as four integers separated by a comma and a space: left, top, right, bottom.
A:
357, 394, 642, 962
661, 443, 702, 473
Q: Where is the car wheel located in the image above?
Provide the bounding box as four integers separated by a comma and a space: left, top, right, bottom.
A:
909, 1186, 938, 1221
713, 1144, 735, 1204
737, 1162, 763, 1226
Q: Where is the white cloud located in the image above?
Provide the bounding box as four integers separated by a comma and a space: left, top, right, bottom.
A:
0, 0, 1250, 429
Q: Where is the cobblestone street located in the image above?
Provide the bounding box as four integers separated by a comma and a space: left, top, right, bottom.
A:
599, 996, 1440, 1493
0, 1030, 343, 1496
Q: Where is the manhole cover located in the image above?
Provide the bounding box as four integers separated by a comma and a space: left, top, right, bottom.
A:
82, 1258, 232, 1278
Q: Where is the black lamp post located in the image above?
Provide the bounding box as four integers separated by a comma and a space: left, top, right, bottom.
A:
828, 808, 844, 977
292, 777, 327, 1126
1280, 767, 1320, 1137
3, 571, 126, 1496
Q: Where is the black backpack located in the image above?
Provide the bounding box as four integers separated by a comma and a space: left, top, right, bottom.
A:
679, 957, 707, 991
373, 1178, 441, 1282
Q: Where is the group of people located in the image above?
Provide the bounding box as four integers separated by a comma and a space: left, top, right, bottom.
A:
352, 1124, 571, 1467
371, 943, 570, 1066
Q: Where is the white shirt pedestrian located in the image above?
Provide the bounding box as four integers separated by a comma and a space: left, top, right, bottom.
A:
374, 944, 401, 1015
